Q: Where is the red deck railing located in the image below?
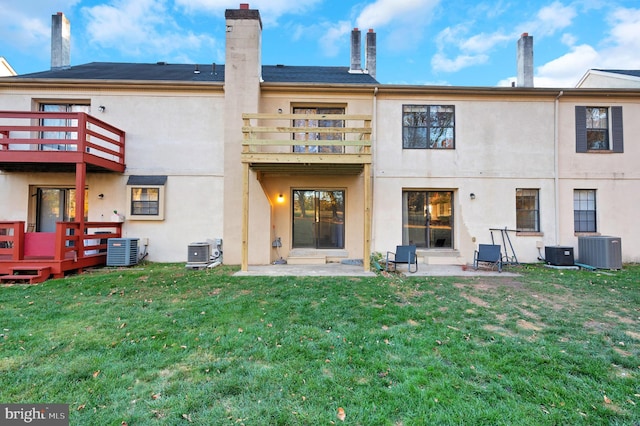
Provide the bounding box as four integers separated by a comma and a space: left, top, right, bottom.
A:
0, 221, 122, 262
0, 111, 125, 172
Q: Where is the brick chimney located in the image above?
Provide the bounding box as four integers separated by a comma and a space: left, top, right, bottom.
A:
517, 33, 533, 87
350, 28, 361, 72
366, 29, 376, 79
51, 12, 70, 70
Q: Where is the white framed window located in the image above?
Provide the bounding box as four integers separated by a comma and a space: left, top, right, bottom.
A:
126, 176, 167, 221
574, 189, 596, 233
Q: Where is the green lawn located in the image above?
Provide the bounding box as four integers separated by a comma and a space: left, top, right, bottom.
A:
1, 263, 638, 425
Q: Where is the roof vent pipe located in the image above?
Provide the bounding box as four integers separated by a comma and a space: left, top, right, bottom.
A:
51, 12, 70, 70
350, 28, 362, 72
366, 28, 376, 79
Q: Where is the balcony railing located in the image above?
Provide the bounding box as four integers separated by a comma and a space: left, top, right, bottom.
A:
241, 113, 371, 173
0, 221, 122, 261
0, 111, 125, 172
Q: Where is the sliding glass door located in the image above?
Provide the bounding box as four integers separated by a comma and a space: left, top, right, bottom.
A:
402, 191, 453, 248
292, 190, 344, 249
36, 188, 88, 232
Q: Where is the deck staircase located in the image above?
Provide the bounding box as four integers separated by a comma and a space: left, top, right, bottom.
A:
0, 266, 52, 284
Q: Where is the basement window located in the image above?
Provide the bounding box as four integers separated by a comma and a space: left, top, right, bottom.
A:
126, 176, 167, 221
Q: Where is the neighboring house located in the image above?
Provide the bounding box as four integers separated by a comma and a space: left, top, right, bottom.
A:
0, 57, 17, 77
576, 69, 640, 88
1, 5, 639, 280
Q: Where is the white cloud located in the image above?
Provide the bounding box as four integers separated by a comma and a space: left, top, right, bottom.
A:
431, 52, 488, 73
525, 6, 640, 87
0, 0, 79, 54
355, 0, 439, 50
355, 0, 439, 30
534, 44, 599, 87
82, 0, 219, 62
433, 1, 578, 76
460, 32, 512, 54
519, 1, 576, 37
318, 21, 352, 58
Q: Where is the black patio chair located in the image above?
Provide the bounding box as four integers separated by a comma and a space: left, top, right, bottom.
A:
473, 244, 502, 272
386, 245, 418, 273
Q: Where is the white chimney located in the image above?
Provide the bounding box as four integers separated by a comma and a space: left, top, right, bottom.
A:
350, 28, 361, 72
366, 29, 376, 79
51, 12, 70, 70
517, 33, 533, 87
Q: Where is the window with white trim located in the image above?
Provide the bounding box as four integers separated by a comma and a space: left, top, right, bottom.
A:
574, 189, 596, 233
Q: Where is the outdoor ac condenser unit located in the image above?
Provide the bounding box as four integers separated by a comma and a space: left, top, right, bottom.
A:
107, 238, 139, 266
578, 236, 622, 269
187, 242, 211, 264
544, 246, 575, 266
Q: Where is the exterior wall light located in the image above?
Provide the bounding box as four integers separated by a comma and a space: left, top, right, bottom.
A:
277, 193, 284, 203
470, 193, 476, 200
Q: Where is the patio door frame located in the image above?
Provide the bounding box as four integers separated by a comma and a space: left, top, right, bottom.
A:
292, 189, 345, 249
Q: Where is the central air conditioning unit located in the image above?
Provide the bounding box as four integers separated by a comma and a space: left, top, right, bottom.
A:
187, 242, 211, 264
107, 238, 139, 266
578, 236, 622, 269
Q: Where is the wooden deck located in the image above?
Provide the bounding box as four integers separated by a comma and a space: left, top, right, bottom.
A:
241, 113, 371, 174
0, 110, 125, 173
0, 221, 122, 283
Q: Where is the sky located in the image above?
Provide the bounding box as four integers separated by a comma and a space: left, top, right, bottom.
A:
1, 0, 640, 87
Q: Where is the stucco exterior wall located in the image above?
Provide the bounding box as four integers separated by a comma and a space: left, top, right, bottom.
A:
0, 87, 226, 262
556, 96, 640, 263
372, 92, 558, 264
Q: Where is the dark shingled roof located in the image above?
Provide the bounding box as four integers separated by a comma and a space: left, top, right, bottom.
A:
16, 62, 225, 82
594, 69, 640, 78
14, 62, 379, 85
262, 65, 378, 84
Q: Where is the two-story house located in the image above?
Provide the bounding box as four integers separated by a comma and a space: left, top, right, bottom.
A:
1, 4, 638, 281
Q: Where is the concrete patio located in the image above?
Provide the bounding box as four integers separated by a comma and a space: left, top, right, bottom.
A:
234, 263, 520, 277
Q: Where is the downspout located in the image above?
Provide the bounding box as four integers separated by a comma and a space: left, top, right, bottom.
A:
554, 90, 563, 245
371, 86, 378, 254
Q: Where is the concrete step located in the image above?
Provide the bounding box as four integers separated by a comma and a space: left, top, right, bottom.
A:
418, 250, 462, 265
286, 256, 326, 265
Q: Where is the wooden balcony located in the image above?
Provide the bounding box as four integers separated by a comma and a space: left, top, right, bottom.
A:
0, 111, 125, 173
241, 113, 371, 174
0, 221, 122, 283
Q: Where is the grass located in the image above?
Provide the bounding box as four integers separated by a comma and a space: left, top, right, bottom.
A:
0, 263, 639, 425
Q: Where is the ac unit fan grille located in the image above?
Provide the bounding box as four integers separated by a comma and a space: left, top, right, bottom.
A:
188, 243, 211, 263
107, 238, 139, 266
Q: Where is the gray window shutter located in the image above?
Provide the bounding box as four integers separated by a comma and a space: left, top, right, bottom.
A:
611, 106, 623, 153
575, 106, 587, 152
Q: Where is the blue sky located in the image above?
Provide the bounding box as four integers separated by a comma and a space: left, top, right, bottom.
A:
1, 0, 639, 87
